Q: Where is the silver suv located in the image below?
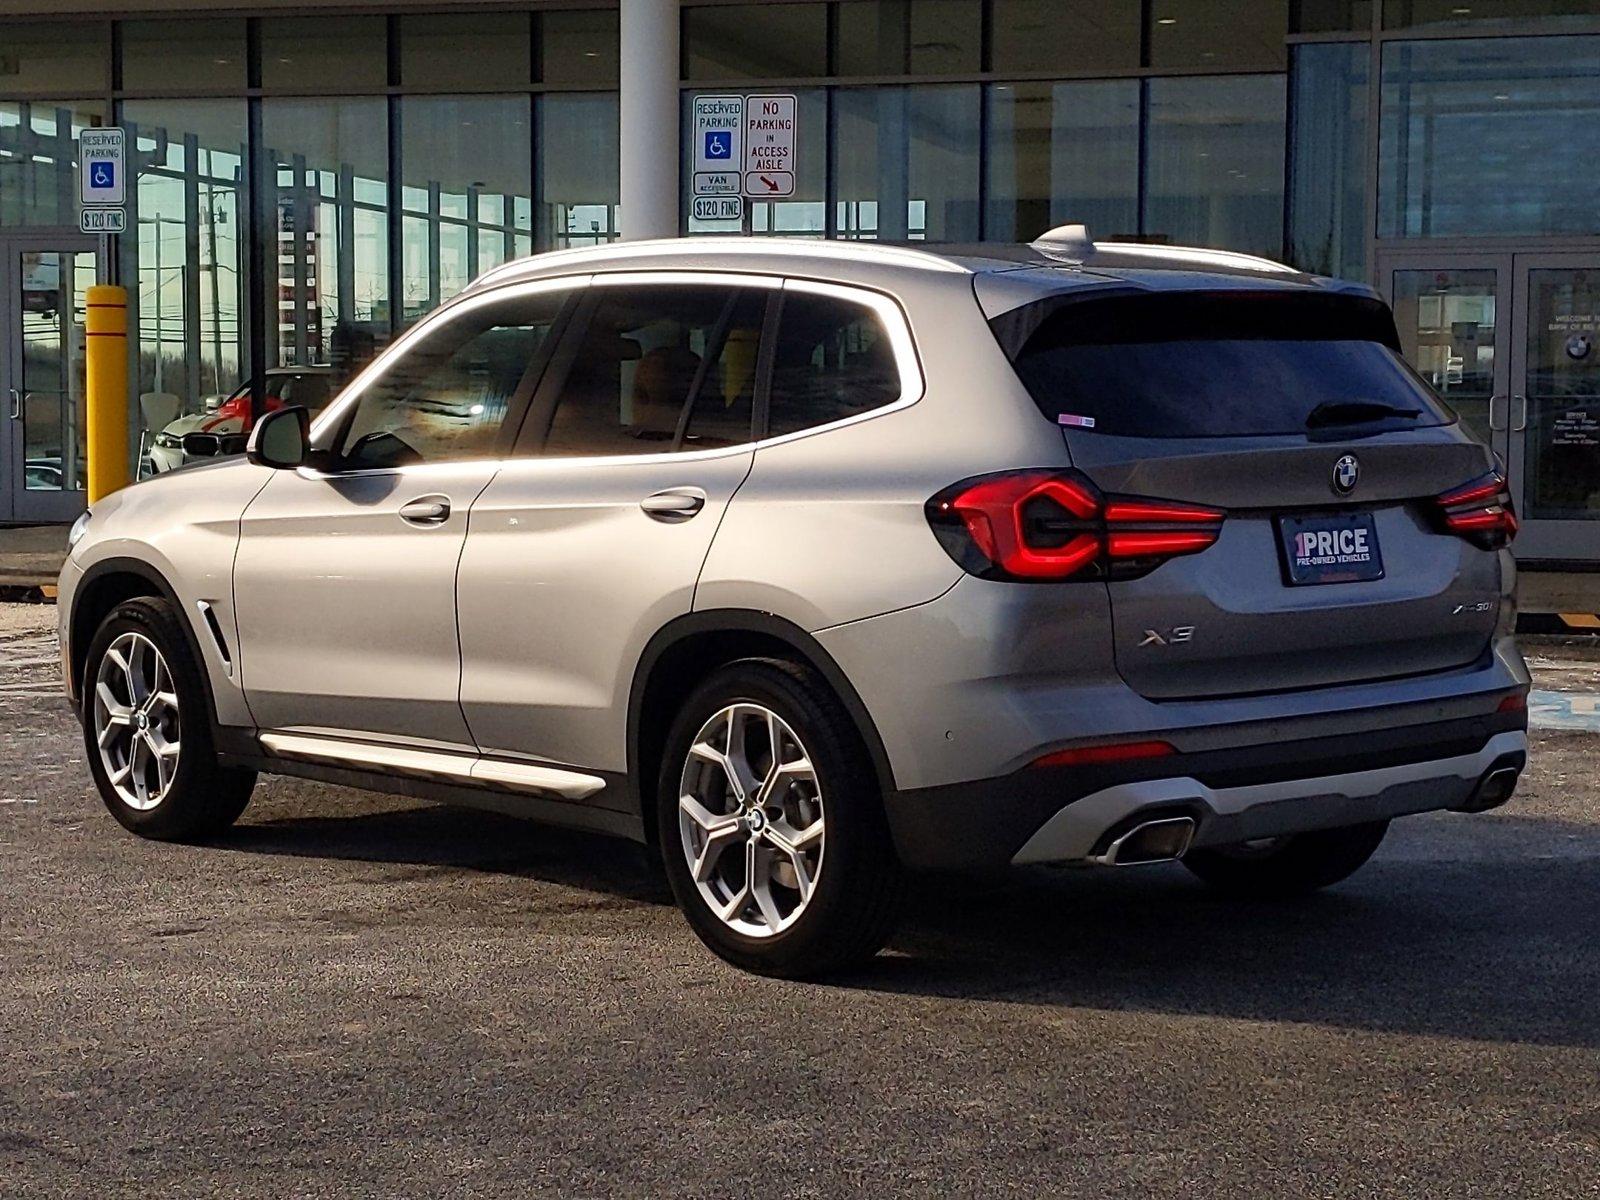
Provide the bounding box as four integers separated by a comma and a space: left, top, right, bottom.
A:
60, 233, 1530, 978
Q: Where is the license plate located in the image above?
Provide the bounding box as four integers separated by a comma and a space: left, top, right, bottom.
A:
1277, 512, 1385, 586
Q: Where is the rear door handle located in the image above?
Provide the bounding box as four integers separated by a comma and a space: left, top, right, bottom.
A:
640, 487, 707, 522
399, 496, 451, 526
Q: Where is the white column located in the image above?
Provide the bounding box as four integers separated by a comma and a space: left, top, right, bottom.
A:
618, 0, 681, 240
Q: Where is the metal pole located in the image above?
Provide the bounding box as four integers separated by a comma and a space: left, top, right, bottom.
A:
85, 284, 130, 503
618, 0, 680, 240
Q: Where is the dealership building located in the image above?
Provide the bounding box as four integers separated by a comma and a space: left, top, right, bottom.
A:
0, 0, 1597, 574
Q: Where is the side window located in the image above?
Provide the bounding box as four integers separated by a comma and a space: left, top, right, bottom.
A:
338, 291, 566, 469
539, 284, 765, 458
768, 290, 902, 438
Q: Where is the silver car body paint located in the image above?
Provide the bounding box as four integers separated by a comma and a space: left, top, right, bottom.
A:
60, 237, 1531, 866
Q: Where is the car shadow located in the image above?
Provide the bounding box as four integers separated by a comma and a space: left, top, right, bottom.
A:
222, 790, 1600, 1050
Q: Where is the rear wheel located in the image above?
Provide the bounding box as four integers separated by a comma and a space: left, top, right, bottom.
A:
83, 597, 256, 840
657, 659, 902, 978
1182, 821, 1389, 898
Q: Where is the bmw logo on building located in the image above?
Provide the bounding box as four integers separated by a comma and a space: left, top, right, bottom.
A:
1332, 454, 1360, 496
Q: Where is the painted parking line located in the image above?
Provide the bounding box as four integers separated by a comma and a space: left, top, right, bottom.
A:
1529, 689, 1600, 733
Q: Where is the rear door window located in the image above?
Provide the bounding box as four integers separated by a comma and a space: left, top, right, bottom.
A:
530, 283, 767, 457
766, 290, 901, 438
998, 291, 1456, 438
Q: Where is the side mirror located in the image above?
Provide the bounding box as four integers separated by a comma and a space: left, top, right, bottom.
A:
247, 405, 310, 470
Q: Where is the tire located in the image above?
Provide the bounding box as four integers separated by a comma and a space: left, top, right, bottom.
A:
82, 596, 256, 841
1182, 820, 1389, 898
656, 658, 903, 978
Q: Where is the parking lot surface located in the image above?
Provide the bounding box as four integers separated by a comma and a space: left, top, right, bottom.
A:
2, 604, 1598, 1198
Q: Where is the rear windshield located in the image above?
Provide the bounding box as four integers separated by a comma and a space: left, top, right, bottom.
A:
997, 291, 1455, 439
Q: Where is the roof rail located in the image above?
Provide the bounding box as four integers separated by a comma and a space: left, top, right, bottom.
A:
1029, 223, 1298, 275
469, 236, 971, 292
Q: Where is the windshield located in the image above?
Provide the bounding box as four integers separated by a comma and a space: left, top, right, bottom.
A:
998, 291, 1456, 439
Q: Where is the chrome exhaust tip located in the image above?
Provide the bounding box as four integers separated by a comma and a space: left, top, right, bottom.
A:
1092, 815, 1197, 866
1452, 764, 1521, 814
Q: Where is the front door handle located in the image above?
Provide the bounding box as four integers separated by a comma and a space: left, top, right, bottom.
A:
640, 487, 707, 522
399, 496, 451, 526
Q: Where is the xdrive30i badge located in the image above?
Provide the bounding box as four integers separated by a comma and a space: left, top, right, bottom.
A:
1332, 454, 1360, 496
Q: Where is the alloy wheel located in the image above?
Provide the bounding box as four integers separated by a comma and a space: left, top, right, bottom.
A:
92, 631, 181, 811
677, 703, 825, 938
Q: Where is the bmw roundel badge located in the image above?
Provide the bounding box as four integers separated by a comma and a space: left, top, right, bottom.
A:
1332, 454, 1360, 496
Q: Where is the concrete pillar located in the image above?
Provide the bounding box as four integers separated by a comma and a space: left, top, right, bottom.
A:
619, 0, 681, 240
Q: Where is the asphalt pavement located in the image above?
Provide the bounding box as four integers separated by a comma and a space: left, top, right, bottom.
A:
2, 603, 1598, 1198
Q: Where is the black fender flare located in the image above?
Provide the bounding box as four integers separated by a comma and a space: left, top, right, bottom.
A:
71, 556, 228, 742
627, 609, 898, 806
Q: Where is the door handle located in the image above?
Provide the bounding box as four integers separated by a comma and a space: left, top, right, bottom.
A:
7, 389, 20, 420
1487, 394, 1507, 432
1512, 395, 1528, 433
640, 487, 707, 522
398, 496, 451, 526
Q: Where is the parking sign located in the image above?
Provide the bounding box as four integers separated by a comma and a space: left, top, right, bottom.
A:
692, 96, 744, 197
78, 128, 126, 207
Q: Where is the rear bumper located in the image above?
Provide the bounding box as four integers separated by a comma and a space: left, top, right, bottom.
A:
884, 708, 1528, 870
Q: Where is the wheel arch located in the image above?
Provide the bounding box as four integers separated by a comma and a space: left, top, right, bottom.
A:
627, 610, 897, 845
71, 557, 222, 734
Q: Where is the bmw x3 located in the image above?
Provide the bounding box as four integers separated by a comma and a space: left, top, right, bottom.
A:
61, 231, 1530, 977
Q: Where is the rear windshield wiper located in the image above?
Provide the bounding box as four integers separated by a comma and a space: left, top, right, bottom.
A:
1305, 399, 1423, 429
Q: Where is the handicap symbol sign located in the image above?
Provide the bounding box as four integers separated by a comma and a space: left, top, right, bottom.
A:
704, 131, 732, 161
88, 160, 116, 191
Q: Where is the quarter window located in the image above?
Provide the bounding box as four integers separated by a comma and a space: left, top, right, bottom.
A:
537, 284, 767, 457
337, 290, 567, 469
767, 291, 902, 438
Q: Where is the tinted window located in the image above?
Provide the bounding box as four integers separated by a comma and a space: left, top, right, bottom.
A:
339, 292, 566, 468
767, 292, 902, 438
539, 285, 765, 457
1000, 292, 1455, 439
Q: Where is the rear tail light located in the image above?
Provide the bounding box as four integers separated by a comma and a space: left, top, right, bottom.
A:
926, 469, 1225, 582
1431, 470, 1518, 550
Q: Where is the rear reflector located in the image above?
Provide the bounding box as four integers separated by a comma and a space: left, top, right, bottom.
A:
1497, 692, 1528, 713
1030, 740, 1177, 769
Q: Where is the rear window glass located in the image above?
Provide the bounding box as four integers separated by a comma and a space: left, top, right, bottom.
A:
998, 292, 1456, 439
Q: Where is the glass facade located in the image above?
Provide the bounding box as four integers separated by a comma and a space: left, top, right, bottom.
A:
4, 2, 1600, 525
1379, 35, 1600, 238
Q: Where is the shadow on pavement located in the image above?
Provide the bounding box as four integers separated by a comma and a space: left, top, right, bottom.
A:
223, 793, 1600, 1049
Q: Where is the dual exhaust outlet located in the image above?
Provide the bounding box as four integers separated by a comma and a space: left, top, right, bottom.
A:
1088, 757, 1523, 867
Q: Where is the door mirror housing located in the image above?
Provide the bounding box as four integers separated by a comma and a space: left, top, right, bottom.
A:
248, 405, 310, 470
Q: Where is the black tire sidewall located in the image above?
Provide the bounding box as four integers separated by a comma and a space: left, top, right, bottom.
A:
656, 659, 899, 977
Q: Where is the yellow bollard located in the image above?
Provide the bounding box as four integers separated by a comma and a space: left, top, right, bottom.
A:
84, 284, 130, 504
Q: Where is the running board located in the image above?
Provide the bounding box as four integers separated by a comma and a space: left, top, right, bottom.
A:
257, 732, 607, 802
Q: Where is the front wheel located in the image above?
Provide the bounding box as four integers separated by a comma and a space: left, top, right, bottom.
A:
657, 659, 902, 978
1182, 820, 1389, 898
82, 596, 256, 840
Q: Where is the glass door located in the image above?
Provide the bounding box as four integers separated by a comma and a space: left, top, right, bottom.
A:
1509, 255, 1600, 561
1379, 252, 1512, 455
2, 236, 100, 523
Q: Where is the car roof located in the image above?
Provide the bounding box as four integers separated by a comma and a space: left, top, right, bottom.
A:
462, 235, 1376, 316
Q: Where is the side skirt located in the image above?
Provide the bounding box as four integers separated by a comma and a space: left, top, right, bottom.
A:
217, 737, 644, 843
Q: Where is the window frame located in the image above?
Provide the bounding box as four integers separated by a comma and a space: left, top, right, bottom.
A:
307, 276, 583, 476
